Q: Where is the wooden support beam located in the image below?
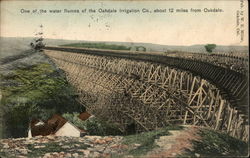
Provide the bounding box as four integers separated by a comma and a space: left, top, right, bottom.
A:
44, 50, 248, 141
215, 100, 224, 130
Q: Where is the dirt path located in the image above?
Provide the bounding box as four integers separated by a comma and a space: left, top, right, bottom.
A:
147, 125, 201, 157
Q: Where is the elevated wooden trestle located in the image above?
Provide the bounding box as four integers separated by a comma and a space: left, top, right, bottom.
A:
44, 48, 249, 141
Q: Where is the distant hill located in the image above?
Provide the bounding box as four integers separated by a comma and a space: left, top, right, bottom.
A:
1, 37, 248, 58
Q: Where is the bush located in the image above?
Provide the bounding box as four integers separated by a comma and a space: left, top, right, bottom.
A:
205, 44, 216, 53
62, 112, 122, 136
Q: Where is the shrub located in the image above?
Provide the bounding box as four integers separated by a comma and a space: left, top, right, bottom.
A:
205, 44, 216, 53
62, 112, 122, 136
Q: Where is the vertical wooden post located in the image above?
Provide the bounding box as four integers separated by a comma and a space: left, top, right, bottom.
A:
227, 108, 234, 132
183, 111, 189, 124
180, 72, 183, 90
215, 99, 224, 130
188, 77, 196, 102
207, 97, 214, 119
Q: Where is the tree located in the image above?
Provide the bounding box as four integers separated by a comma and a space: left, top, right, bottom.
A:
205, 44, 216, 53
30, 25, 45, 51
135, 46, 146, 52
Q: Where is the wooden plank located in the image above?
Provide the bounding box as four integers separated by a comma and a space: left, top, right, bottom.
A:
227, 108, 234, 132
215, 99, 224, 130
183, 111, 189, 124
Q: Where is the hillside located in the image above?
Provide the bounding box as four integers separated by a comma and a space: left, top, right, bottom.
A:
1, 37, 248, 55
0, 38, 84, 138
0, 126, 248, 157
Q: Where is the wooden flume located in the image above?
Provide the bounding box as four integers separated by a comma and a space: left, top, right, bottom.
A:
44, 49, 248, 141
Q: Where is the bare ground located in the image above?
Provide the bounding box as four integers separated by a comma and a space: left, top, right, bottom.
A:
147, 125, 201, 158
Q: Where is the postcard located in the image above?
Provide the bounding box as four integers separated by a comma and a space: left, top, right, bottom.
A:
0, 0, 248, 157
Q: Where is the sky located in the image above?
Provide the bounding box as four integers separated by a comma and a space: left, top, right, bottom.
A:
0, 0, 248, 46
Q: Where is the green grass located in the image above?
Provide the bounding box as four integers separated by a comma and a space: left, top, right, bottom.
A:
0, 63, 83, 138
179, 128, 248, 157
61, 43, 131, 51
122, 125, 183, 156
2, 64, 62, 103
121, 126, 248, 157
